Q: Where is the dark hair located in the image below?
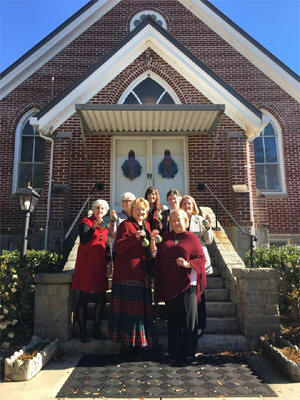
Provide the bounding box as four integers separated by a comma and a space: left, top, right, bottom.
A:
166, 189, 181, 199
144, 186, 162, 211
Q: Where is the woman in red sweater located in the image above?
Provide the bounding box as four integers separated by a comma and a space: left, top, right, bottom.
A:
108, 197, 154, 359
152, 209, 206, 362
72, 199, 111, 343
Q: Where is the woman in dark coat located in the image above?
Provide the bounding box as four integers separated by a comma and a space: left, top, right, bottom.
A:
151, 209, 206, 362
145, 186, 164, 231
108, 197, 154, 359
72, 199, 111, 343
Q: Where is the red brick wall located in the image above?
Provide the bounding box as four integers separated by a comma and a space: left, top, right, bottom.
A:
0, 0, 299, 244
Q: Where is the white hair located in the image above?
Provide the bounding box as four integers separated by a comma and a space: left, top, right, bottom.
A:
121, 192, 136, 201
92, 199, 109, 213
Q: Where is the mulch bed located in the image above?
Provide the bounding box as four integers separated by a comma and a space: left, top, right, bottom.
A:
56, 353, 276, 398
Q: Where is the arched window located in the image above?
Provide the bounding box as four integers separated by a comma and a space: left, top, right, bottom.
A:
253, 116, 285, 192
12, 109, 45, 192
122, 77, 176, 105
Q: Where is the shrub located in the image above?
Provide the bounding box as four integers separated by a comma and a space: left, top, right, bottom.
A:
0, 250, 60, 349
245, 245, 300, 319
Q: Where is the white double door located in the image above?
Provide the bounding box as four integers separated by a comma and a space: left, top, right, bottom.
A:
112, 136, 187, 209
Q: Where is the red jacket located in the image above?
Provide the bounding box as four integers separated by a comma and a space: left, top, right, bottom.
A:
113, 218, 151, 283
72, 215, 109, 292
155, 230, 206, 302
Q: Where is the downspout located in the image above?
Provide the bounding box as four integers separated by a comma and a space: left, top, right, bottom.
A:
40, 131, 54, 250
246, 138, 255, 237
30, 117, 54, 250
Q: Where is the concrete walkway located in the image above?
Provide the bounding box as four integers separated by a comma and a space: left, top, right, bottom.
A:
1, 353, 299, 400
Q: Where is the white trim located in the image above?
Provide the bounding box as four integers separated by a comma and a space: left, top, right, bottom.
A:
177, 0, 300, 103
117, 71, 181, 104
0, 0, 121, 100
129, 10, 167, 31
254, 110, 286, 194
1, 0, 299, 103
31, 24, 267, 138
12, 108, 38, 193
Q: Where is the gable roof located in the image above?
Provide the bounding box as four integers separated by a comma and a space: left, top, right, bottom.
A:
1, 0, 299, 102
30, 18, 268, 139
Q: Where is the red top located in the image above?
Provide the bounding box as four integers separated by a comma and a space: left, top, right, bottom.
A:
72, 215, 109, 292
155, 230, 206, 302
113, 218, 151, 283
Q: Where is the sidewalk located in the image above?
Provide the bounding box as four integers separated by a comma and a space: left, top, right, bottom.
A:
1, 352, 299, 400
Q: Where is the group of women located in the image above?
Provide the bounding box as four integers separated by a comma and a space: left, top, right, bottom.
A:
72, 187, 213, 363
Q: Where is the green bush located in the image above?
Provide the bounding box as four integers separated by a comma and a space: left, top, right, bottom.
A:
0, 250, 60, 349
245, 245, 300, 319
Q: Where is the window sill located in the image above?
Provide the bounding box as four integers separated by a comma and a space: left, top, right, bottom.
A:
260, 192, 288, 199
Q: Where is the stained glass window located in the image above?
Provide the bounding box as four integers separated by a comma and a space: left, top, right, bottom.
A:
123, 78, 175, 105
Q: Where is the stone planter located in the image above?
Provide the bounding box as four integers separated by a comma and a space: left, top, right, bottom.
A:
260, 336, 300, 382
4, 336, 59, 381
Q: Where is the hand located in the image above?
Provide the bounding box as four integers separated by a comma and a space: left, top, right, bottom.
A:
135, 230, 146, 239
93, 218, 102, 229
176, 257, 190, 268
110, 210, 116, 217
150, 229, 160, 239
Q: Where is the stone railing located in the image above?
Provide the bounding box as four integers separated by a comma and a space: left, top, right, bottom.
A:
232, 268, 280, 338
200, 207, 280, 339
34, 272, 73, 341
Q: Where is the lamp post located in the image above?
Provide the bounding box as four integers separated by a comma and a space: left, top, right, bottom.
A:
13, 184, 40, 266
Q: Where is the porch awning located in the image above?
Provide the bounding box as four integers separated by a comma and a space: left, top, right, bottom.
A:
75, 104, 225, 134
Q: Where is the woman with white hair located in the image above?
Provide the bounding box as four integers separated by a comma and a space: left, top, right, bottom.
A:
109, 192, 136, 238
72, 199, 112, 343
152, 209, 206, 363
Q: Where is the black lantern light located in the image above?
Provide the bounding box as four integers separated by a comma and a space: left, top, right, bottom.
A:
13, 184, 40, 266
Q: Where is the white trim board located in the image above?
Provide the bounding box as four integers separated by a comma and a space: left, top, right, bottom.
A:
30, 23, 269, 138
1, 0, 299, 102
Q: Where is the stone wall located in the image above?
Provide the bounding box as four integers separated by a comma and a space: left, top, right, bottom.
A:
232, 268, 280, 338
34, 272, 73, 341
201, 207, 280, 339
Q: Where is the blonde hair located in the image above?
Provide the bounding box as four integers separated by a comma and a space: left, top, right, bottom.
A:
180, 195, 199, 215
169, 209, 189, 230
92, 199, 109, 214
131, 197, 150, 212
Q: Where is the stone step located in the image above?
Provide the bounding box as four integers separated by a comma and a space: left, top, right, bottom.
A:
60, 334, 250, 355
206, 301, 236, 317
205, 288, 228, 301
206, 276, 224, 289
86, 300, 236, 319
154, 316, 240, 335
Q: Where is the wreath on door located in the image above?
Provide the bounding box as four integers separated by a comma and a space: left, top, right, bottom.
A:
121, 150, 142, 181
158, 149, 178, 179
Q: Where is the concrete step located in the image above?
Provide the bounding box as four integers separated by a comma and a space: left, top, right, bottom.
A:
206, 276, 224, 289
154, 316, 240, 335
205, 288, 228, 301
158, 334, 249, 353
206, 317, 240, 334
60, 333, 249, 355
206, 301, 236, 317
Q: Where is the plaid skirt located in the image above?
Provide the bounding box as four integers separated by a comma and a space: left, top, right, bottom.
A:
108, 280, 153, 348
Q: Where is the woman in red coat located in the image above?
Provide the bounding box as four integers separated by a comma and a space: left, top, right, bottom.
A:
72, 199, 111, 343
151, 209, 206, 363
108, 197, 154, 360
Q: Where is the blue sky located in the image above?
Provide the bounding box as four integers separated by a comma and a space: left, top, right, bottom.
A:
0, 0, 299, 75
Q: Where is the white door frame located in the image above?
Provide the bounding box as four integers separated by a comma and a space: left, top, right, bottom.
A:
110, 135, 188, 210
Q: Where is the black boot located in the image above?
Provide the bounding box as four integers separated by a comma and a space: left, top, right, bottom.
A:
93, 303, 106, 340
77, 299, 89, 343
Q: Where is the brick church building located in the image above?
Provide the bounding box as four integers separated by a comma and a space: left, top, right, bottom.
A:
1, 0, 299, 257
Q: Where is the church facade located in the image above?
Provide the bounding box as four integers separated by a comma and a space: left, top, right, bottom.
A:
0, 0, 299, 257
